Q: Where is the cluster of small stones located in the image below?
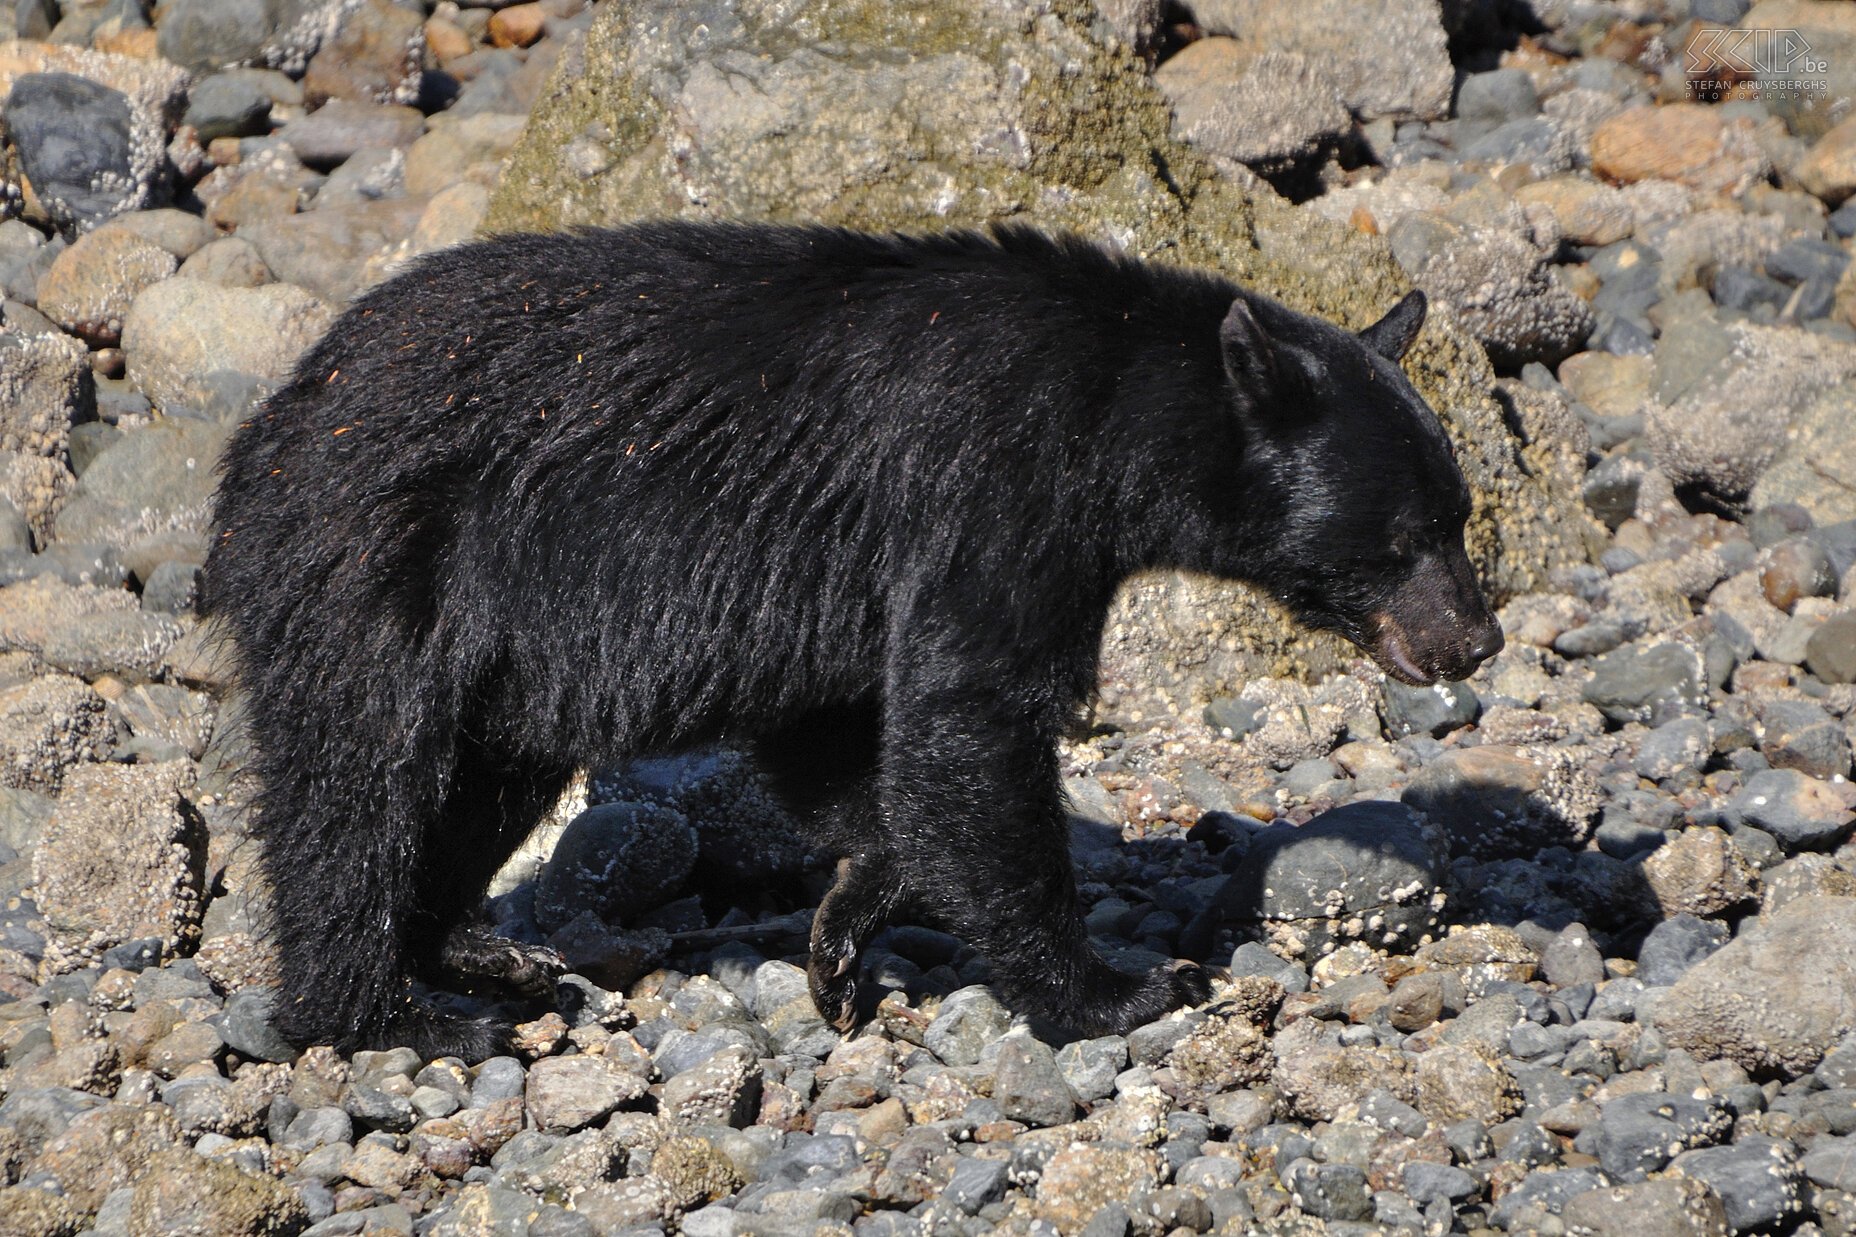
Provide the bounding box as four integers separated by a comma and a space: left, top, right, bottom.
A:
3, 0, 1856, 1234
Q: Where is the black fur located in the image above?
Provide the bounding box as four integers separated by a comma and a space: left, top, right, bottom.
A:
202, 221, 1501, 1059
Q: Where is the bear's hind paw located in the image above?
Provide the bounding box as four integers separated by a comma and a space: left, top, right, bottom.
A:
438, 925, 566, 999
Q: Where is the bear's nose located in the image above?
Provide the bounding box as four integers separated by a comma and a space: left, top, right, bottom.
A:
1467, 624, 1504, 665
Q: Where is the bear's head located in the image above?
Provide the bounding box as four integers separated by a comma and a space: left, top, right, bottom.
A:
1214, 289, 1504, 686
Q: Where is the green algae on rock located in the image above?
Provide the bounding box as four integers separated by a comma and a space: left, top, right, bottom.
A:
487, 0, 1597, 705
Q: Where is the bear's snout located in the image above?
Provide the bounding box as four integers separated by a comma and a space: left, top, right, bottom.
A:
1363, 553, 1504, 686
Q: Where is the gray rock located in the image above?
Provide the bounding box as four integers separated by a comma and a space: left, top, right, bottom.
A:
0, 326, 89, 479
1752, 386, 1856, 524
1634, 717, 1712, 783
991, 1032, 1077, 1128
3, 73, 138, 233
1202, 696, 1263, 741
1283, 1159, 1373, 1222
1637, 914, 1731, 987
1460, 116, 1578, 173
1217, 800, 1443, 959
184, 73, 273, 142
1403, 1160, 1476, 1207
1726, 768, 1854, 853
1582, 640, 1706, 725
1155, 42, 1351, 168
1489, 1165, 1604, 1230
1055, 1035, 1128, 1104
1389, 208, 1592, 369
1542, 922, 1606, 987
1767, 237, 1850, 287
52, 417, 229, 554
120, 278, 333, 420
31, 761, 201, 975
281, 1106, 351, 1152
1204, 1090, 1274, 1137
276, 100, 424, 171
343, 1084, 413, 1133
525, 1054, 648, 1134
157, 0, 275, 72
592, 748, 810, 891
470, 1057, 526, 1107
941, 1157, 1007, 1214
924, 986, 1012, 1068
235, 196, 424, 305
1401, 744, 1601, 859
1672, 1135, 1806, 1235
1655, 894, 1856, 1077
0, 1087, 111, 1159
1558, 1178, 1729, 1237
1456, 69, 1539, 134
1184, 0, 1452, 121
1380, 677, 1481, 739
213, 988, 297, 1063
1804, 1135, 1856, 1192
1806, 612, 1856, 684
1229, 941, 1309, 993
141, 561, 200, 615
533, 801, 697, 932
0, 673, 115, 794
660, 1044, 761, 1128
1714, 265, 1791, 313
1758, 698, 1851, 781
177, 237, 273, 288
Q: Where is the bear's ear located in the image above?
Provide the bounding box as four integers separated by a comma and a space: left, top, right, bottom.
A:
1219, 297, 1277, 393
1360, 290, 1427, 362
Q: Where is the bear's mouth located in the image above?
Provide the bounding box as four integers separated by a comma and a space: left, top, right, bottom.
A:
1364, 619, 1436, 687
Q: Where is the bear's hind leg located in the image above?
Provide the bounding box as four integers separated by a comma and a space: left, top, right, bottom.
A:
249, 725, 513, 1061
414, 738, 573, 1000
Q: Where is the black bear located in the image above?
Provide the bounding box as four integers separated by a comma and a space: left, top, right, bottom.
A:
203, 221, 1503, 1060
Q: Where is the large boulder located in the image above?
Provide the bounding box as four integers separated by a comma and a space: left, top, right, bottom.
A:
486, 0, 1596, 706
1653, 894, 1856, 1078
30, 760, 206, 977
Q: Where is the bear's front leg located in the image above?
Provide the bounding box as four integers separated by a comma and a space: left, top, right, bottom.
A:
880, 635, 1211, 1036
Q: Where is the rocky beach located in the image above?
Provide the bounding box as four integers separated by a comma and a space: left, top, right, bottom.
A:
4, 0, 1856, 1233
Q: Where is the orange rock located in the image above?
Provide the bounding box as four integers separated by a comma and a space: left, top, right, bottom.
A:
1798, 113, 1856, 204
1590, 103, 1768, 195
423, 14, 473, 64
92, 27, 158, 59
488, 3, 546, 48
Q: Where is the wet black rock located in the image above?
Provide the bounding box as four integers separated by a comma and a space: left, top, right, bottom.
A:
3, 74, 138, 234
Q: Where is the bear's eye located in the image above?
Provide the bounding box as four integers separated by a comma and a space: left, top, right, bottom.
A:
1388, 531, 1415, 562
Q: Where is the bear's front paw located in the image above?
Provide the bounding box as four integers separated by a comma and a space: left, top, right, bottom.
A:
807, 946, 861, 1034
